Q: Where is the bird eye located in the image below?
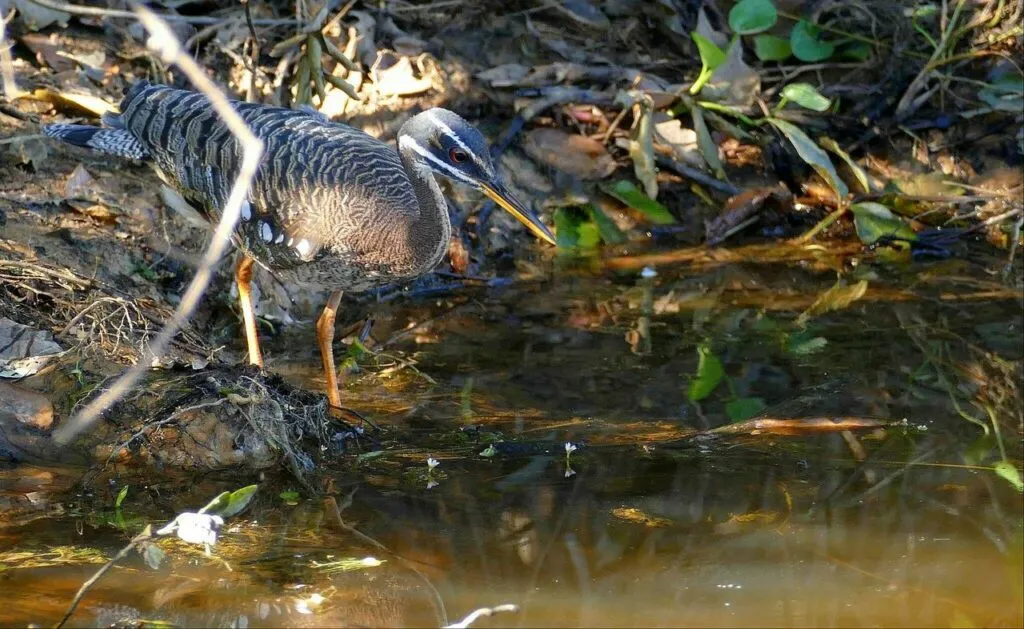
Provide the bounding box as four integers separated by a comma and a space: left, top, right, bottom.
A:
449, 148, 468, 163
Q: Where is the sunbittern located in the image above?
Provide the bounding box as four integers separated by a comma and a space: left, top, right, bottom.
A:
44, 81, 556, 414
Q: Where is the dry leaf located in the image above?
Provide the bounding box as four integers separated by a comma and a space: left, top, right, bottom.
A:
522, 128, 617, 180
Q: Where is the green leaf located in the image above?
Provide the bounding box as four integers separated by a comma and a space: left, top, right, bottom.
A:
356, 449, 386, 463
768, 118, 848, 200
820, 137, 870, 194
114, 485, 129, 509
728, 0, 777, 34
142, 543, 167, 570
788, 332, 828, 355
754, 34, 792, 61
781, 83, 832, 112
198, 491, 231, 515
217, 484, 259, 518
978, 73, 1024, 112
692, 106, 725, 179
687, 343, 724, 402
963, 433, 996, 467
600, 180, 676, 225
554, 207, 600, 250
790, 20, 835, 62
838, 41, 873, 61
279, 489, 301, 505
586, 205, 626, 245
994, 460, 1023, 492
691, 32, 727, 73
850, 202, 918, 245
726, 397, 767, 422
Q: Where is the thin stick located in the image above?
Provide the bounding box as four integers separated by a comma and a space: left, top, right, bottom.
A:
52, 3, 265, 445
23, 0, 297, 24
0, 7, 20, 98
54, 528, 153, 629
444, 604, 520, 629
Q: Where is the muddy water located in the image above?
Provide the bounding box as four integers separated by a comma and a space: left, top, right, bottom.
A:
2, 246, 1022, 628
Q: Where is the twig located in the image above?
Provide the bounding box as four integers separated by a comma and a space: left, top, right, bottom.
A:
23, 0, 298, 24
55, 528, 154, 629
444, 604, 520, 629
0, 7, 20, 98
654, 155, 739, 196
52, 3, 265, 446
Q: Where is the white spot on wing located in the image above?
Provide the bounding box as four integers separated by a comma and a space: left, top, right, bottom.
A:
260, 221, 273, 242
241, 200, 252, 221
274, 233, 284, 244
295, 239, 312, 257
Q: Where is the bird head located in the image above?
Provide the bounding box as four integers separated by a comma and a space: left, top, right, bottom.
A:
398, 108, 556, 245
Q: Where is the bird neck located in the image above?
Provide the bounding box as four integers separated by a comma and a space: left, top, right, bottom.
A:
397, 134, 452, 270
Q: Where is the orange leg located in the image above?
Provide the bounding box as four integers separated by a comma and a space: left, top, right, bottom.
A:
234, 255, 264, 368
316, 290, 344, 413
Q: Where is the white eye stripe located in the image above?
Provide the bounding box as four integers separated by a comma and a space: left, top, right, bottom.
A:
399, 135, 476, 186
425, 111, 495, 177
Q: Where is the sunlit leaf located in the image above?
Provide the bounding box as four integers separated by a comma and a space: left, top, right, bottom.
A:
790, 20, 835, 62
554, 207, 600, 250
754, 34, 792, 61
114, 485, 129, 509
217, 485, 258, 518
687, 343, 724, 402
850, 202, 917, 245
781, 83, 831, 112
797, 279, 869, 326
280, 489, 301, 505
198, 491, 231, 515
691, 32, 727, 73
726, 397, 766, 422
600, 180, 676, 224
994, 460, 1024, 493
768, 118, 848, 200
820, 137, 870, 194
728, 0, 777, 34
629, 98, 659, 199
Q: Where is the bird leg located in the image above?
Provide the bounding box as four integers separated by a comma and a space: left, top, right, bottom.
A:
316, 289, 345, 414
234, 255, 264, 368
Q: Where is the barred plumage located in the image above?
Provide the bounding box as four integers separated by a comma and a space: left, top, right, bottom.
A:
44, 80, 555, 413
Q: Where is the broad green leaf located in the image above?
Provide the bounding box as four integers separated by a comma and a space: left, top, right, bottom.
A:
217, 484, 258, 518
768, 118, 848, 200
554, 207, 582, 249
691, 32, 727, 73
978, 74, 1024, 111
586, 205, 627, 245
692, 106, 725, 179
687, 344, 724, 402
279, 489, 301, 505
142, 543, 167, 570
850, 202, 918, 245
754, 34, 792, 61
726, 397, 767, 422
820, 137, 870, 193
600, 180, 676, 225
115, 485, 129, 509
994, 460, 1024, 492
781, 83, 832, 112
578, 220, 601, 249
728, 0, 777, 34
198, 491, 231, 515
838, 41, 873, 61
790, 20, 835, 62
788, 332, 828, 355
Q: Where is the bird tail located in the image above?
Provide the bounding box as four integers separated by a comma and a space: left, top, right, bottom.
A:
42, 113, 150, 161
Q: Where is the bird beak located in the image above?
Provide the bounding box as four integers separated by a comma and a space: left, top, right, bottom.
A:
480, 181, 556, 246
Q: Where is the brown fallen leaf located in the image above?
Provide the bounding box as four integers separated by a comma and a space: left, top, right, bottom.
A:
64, 163, 94, 197
705, 183, 794, 245
709, 416, 889, 436
796, 278, 869, 326
64, 199, 121, 224
522, 128, 617, 180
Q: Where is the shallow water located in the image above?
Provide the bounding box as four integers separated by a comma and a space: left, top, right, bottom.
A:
2, 245, 1022, 628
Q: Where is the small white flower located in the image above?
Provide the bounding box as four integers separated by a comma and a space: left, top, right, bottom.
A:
426, 479, 439, 490
640, 266, 657, 279
171, 512, 224, 547
427, 457, 439, 469
565, 468, 576, 478
564, 442, 577, 455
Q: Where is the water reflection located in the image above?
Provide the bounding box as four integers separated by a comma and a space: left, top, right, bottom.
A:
1, 249, 1021, 628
